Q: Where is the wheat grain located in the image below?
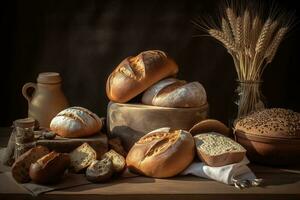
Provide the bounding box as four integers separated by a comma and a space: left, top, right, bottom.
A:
255, 19, 272, 54
208, 29, 237, 52
235, 17, 243, 48
226, 8, 237, 40
222, 18, 234, 41
243, 10, 251, 48
265, 27, 288, 63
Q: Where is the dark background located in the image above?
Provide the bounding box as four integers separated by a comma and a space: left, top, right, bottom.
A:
1, 0, 299, 127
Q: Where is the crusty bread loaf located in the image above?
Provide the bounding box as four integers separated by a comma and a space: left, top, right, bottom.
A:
86, 158, 114, 183
194, 132, 246, 167
69, 143, 97, 172
106, 50, 179, 103
29, 151, 70, 184
141, 78, 207, 108
102, 149, 126, 173
50, 106, 103, 138
189, 119, 230, 136
11, 146, 49, 183
235, 108, 300, 138
126, 127, 195, 178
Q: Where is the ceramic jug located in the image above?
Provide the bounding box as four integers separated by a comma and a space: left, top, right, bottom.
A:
22, 72, 69, 128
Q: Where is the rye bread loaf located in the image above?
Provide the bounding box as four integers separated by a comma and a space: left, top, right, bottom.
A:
126, 127, 195, 178
189, 119, 230, 136
106, 50, 179, 103
69, 143, 97, 173
50, 107, 103, 138
194, 132, 246, 167
142, 78, 207, 108
29, 151, 70, 184
235, 108, 300, 138
11, 146, 49, 183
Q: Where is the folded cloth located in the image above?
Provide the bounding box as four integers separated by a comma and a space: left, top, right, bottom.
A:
181, 157, 262, 189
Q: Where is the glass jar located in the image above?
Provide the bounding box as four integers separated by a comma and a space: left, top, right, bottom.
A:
14, 118, 36, 159
229, 80, 266, 127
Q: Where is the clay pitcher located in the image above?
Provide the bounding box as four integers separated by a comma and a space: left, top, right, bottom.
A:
22, 72, 69, 128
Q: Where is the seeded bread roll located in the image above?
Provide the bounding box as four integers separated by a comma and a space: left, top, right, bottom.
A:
50, 107, 103, 138
235, 108, 300, 138
69, 143, 97, 172
142, 78, 207, 108
126, 127, 195, 178
106, 50, 179, 103
194, 133, 246, 167
29, 151, 70, 184
11, 146, 49, 183
189, 119, 230, 136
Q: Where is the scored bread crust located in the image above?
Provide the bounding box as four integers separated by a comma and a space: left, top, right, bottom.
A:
126, 127, 195, 178
194, 133, 246, 167
141, 78, 207, 108
50, 106, 103, 138
106, 50, 179, 103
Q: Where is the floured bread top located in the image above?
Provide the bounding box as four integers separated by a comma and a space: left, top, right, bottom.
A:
235, 108, 300, 138
137, 130, 181, 157
194, 133, 246, 156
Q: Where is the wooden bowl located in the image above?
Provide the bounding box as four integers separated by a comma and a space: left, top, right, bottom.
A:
235, 130, 300, 166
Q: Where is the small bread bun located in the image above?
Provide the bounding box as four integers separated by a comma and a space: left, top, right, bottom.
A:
126, 127, 195, 178
106, 50, 179, 103
189, 119, 230, 136
50, 107, 103, 138
142, 78, 207, 108
29, 151, 70, 184
86, 158, 114, 183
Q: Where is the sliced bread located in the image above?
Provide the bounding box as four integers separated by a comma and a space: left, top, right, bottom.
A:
11, 146, 49, 183
102, 149, 125, 173
194, 132, 246, 167
69, 143, 97, 172
86, 158, 114, 183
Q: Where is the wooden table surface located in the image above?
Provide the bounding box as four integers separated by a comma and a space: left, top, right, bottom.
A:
1, 128, 300, 200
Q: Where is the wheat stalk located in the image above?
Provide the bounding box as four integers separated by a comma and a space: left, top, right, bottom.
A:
226, 8, 237, 40
208, 29, 237, 52
235, 16, 243, 48
222, 18, 234, 41
255, 19, 272, 54
243, 10, 251, 48
265, 27, 288, 63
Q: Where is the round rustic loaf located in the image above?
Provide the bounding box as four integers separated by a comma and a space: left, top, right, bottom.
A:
106, 50, 179, 103
142, 78, 207, 108
126, 127, 195, 178
50, 107, 103, 138
235, 108, 300, 138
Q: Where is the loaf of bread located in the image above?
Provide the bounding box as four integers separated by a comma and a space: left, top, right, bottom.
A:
29, 151, 70, 184
142, 78, 207, 108
126, 127, 195, 178
86, 158, 114, 183
102, 149, 126, 173
69, 143, 97, 172
11, 146, 49, 183
50, 107, 103, 138
189, 119, 230, 136
235, 108, 300, 138
194, 132, 246, 167
106, 50, 179, 103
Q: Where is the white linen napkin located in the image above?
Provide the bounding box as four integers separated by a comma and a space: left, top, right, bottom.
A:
181, 157, 262, 189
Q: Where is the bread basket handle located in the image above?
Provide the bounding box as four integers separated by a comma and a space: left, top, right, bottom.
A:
22, 82, 37, 102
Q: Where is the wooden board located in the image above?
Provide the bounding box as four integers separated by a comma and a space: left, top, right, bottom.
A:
36, 133, 108, 156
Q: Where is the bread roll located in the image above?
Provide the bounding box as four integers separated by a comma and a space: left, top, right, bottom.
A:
142, 78, 207, 108
50, 107, 103, 138
189, 119, 230, 136
102, 149, 126, 173
29, 151, 70, 184
11, 146, 49, 183
235, 108, 300, 138
126, 127, 195, 178
86, 158, 114, 183
106, 50, 178, 103
194, 133, 246, 167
